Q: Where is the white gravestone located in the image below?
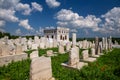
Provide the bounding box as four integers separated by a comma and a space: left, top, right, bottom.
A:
30, 56, 53, 80
30, 51, 39, 59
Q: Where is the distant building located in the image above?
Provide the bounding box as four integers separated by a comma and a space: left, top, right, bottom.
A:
44, 27, 69, 42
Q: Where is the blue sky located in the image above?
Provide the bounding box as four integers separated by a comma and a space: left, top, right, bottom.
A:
0, 0, 120, 38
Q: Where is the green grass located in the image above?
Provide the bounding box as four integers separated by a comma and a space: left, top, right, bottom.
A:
52, 48, 120, 80
0, 48, 120, 80
0, 59, 31, 80
38, 47, 58, 56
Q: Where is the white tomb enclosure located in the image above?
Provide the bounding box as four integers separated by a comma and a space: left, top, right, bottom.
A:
44, 27, 69, 43
82, 50, 96, 62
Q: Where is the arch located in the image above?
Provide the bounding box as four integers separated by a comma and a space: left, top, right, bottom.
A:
60, 35, 62, 40
63, 37, 64, 40
47, 35, 49, 38
65, 35, 67, 40
52, 35, 54, 39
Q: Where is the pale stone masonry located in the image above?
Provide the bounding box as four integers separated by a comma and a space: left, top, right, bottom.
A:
30, 56, 54, 80
44, 27, 69, 42
72, 33, 76, 46
68, 46, 79, 66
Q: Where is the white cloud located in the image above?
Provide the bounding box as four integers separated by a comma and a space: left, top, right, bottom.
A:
19, 19, 33, 30
99, 7, 120, 34
15, 29, 21, 35
0, 20, 5, 27
31, 2, 43, 12
0, 0, 20, 9
70, 29, 77, 32
0, 8, 19, 22
16, 3, 32, 15
56, 9, 101, 30
46, 0, 60, 8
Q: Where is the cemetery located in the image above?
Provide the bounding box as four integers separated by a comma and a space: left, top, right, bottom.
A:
0, 29, 120, 80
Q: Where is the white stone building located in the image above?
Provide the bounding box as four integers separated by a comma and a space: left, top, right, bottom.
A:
44, 27, 69, 42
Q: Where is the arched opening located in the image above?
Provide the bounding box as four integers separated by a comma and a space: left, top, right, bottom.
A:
52, 35, 54, 39
65, 35, 67, 40
60, 35, 62, 40
47, 35, 49, 38
63, 37, 64, 40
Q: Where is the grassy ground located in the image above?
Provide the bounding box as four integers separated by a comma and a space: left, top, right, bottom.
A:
52, 48, 120, 80
0, 48, 120, 80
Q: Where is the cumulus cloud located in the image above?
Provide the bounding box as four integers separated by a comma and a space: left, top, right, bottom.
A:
46, 0, 60, 8
56, 9, 101, 30
15, 28, 21, 35
0, 0, 43, 33
0, 8, 19, 22
99, 7, 120, 34
0, 0, 20, 9
19, 19, 33, 30
31, 2, 43, 12
70, 29, 77, 32
0, 20, 5, 27
15, 3, 32, 15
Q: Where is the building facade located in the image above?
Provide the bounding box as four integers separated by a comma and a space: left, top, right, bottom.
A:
44, 27, 69, 42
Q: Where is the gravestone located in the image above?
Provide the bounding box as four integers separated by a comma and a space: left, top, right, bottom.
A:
39, 43, 45, 49
66, 42, 71, 51
30, 51, 39, 59
58, 44, 65, 54
0, 44, 10, 56
46, 50, 53, 56
61, 46, 88, 70
95, 37, 99, 55
72, 33, 76, 47
31, 44, 38, 50
102, 37, 105, 50
0, 47, 2, 56
68, 46, 79, 66
91, 48, 95, 56
30, 56, 54, 80
82, 50, 96, 62
16, 45, 23, 54
82, 50, 89, 60
105, 37, 108, 50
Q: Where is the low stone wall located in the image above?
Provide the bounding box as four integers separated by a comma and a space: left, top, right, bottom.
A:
0, 53, 28, 66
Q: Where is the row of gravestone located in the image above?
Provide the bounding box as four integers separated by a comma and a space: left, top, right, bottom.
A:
29, 42, 111, 80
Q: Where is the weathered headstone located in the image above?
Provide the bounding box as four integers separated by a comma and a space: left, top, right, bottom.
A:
0, 44, 10, 56
95, 37, 99, 55
30, 56, 54, 80
72, 33, 76, 47
46, 50, 53, 56
68, 46, 79, 66
15, 45, 23, 54
31, 44, 38, 50
82, 50, 96, 62
30, 51, 39, 59
66, 42, 71, 51
58, 44, 65, 54
61, 46, 88, 69
82, 50, 89, 60
91, 48, 95, 56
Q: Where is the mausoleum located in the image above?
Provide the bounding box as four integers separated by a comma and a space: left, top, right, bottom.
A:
44, 27, 69, 42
